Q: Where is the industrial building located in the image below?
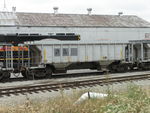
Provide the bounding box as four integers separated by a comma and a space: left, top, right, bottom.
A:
0, 8, 150, 41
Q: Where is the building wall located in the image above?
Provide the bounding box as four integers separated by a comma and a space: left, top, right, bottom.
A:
0, 26, 150, 41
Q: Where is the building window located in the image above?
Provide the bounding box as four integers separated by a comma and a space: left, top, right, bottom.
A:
71, 48, 78, 56
54, 48, 60, 56
63, 48, 69, 56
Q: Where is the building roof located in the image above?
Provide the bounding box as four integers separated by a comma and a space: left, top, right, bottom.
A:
0, 12, 150, 28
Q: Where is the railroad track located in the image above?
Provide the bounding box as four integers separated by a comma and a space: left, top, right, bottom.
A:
0, 74, 149, 97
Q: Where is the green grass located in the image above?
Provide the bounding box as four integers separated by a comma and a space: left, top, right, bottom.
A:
0, 84, 150, 113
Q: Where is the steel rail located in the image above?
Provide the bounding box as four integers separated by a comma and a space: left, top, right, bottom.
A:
0, 74, 149, 97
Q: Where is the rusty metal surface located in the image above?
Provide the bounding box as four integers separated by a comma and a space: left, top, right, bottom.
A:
0, 12, 150, 27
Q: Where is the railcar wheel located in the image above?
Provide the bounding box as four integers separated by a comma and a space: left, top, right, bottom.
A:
27, 71, 35, 79
21, 71, 28, 78
107, 65, 115, 73
34, 70, 46, 78
1, 72, 11, 80
0, 72, 4, 81
116, 65, 127, 73
138, 63, 144, 70
3, 72, 11, 78
45, 67, 53, 78
21, 70, 34, 80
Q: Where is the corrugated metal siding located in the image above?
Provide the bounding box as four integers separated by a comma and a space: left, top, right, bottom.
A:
0, 26, 149, 41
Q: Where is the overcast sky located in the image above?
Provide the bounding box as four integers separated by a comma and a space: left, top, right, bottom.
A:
0, 0, 150, 21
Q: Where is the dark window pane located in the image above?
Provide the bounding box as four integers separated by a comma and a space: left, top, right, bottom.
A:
63, 48, 69, 56
54, 48, 60, 56
71, 48, 77, 56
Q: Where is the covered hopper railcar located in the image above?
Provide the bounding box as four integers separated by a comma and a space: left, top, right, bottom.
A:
1, 40, 150, 80
20, 41, 130, 78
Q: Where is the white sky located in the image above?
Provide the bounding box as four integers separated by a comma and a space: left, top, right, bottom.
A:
0, 0, 150, 22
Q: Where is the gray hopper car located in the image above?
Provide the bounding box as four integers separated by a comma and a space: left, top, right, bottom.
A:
1, 40, 150, 80
21, 41, 129, 78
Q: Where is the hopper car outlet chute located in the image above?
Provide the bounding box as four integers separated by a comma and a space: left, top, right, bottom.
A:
0, 40, 150, 80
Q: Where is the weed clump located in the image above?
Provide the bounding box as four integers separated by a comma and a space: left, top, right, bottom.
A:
100, 85, 150, 113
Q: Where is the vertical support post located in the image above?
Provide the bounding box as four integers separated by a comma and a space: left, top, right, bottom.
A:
100, 44, 102, 60
18, 45, 20, 69
5, 45, 8, 69
107, 44, 109, 60
22, 45, 24, 67
128, 44, 130, 62
131, 44, 134, 62
141, 43, 143, 61
41, 44, 43, 64
52, 44, 54, 63
85, 44, 87, 61
77, 44, 79, 62
28, 45, 30, 67
11, 45, 13, 69
114, 43, 116, 59
69, 44, 71, 62
92, 44, 94, 61
60, 44, 62, 63
122, 44, 124, 60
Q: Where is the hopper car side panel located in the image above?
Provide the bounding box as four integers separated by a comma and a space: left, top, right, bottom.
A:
34, 43, 126, 64
27, 42, 128, 76
37, 44, 126, 63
